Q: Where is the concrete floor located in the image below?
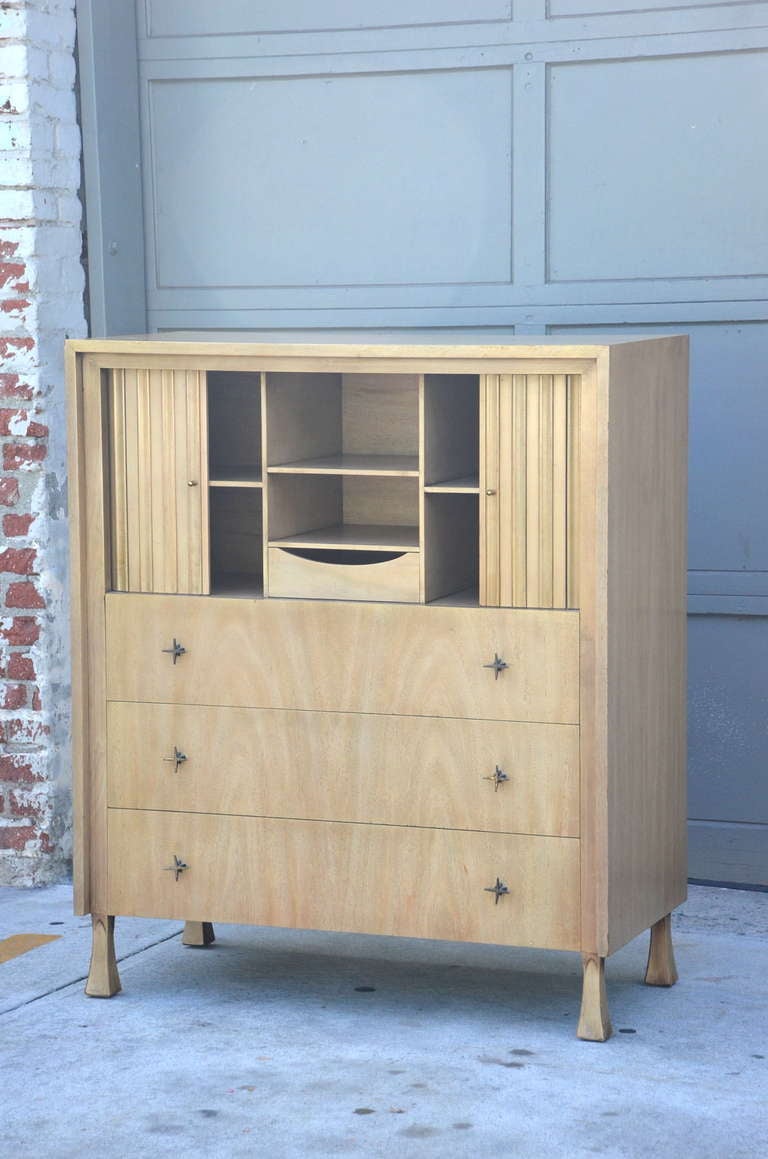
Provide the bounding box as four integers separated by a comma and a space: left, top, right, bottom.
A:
0, 884, 766, 1159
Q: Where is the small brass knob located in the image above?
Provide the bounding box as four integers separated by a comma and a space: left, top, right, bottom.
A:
187, 480, 198, 487
486, 488, 496, 496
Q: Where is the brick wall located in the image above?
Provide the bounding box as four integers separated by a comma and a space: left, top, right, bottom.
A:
0, 1, 86, 885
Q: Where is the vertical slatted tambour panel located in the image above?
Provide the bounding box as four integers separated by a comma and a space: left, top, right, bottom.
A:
109, 369, 208, 593
488, 374, 580, 610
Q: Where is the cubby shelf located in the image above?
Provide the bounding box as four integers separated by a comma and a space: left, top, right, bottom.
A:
424, 475, 479, 494
209, 468, 263, 488
268, 454, 418, 477
210, 573, 265, 598
270, 524, 420, 553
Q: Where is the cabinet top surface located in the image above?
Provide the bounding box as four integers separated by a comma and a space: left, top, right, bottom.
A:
68, 331, 687, 360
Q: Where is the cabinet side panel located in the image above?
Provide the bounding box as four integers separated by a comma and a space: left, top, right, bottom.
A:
67, 348, 88, 913
606, 337, 688, 953
81, 359, 111, 914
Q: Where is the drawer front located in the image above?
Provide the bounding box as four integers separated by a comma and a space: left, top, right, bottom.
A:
107, 703, 580, 837
267, 547, 420, 603
105, 594, 579, 724
107, 810, 580, 950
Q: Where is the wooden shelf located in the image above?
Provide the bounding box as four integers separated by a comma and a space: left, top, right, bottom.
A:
268, 454, 418, 477
270, 524, 420, 553
424, 476, 479, 494
210, 572, 264, 598
428, 587, 479, 608
209, 467, 263, 488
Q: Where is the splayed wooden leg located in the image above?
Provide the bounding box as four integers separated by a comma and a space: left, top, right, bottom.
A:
577, 953, 612, 1041
182, 921, 215, 947
85, 914, 121, 997
644, 913, 678, 986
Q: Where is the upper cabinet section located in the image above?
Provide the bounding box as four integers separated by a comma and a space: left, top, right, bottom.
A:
103, 357, 585, 608
78, 336, 684, 613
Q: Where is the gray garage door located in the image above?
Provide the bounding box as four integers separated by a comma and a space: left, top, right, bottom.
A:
77, 1, 768, 884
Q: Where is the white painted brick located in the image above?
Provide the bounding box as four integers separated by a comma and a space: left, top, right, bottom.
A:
0, 188, 58, 222
25, 8, 76, 52
0, 9, 27, 40
53, 120, 80, 158
30, 81, 76, 121
30, 224, 78, 259
0, 188, 34, 221
0, 82, 31, 117
49, 156, 80, 190
1, 45, 49, 84
0, 154, 34, 186
47, 50, 76, 92
0, 44, 29, 81
0, 120, 32, 152
56, 190, 81, 221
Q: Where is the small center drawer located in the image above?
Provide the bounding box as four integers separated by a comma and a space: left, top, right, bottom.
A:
268, 546, 420, 603
107, 810, 581, 951
105, 594, 579, 724
107, 703, 580, 837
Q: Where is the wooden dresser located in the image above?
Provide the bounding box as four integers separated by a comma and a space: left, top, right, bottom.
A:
67, 333, 688, 1040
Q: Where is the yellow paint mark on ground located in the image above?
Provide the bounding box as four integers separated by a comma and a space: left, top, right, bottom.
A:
0, 934, 61, 963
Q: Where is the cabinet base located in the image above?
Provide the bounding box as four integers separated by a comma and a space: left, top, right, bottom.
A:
85, 915, 121, 998
182, 921, 216, 947
577, 954, 612, 1041
644, 913, 678, 986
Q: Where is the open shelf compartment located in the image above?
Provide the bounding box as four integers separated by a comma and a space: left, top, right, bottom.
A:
209, 487, 264, 598
266, 372, 419, 476
208, 371, 263, 486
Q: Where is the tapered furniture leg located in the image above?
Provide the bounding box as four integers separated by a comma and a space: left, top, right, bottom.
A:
577, 953, 612, 1041
644, 913, 678, 986
85, 914, 121, 997
182, 921, 215, 947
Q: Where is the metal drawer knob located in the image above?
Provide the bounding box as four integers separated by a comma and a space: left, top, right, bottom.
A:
483, 653, 508, 680
484, 765, 510, 792
163, 854, 188, 881
484, 878, 509, 905
162, 638, 186, 664
163, 746, 187, 773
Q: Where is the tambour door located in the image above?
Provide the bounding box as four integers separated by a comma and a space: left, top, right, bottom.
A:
481, 373, 580, 610
108, 368, 209, 593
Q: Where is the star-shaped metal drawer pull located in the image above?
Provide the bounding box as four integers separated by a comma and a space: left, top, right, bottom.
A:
163, 854, 188, 881
162, 747, 188, 773
483, 765, 510, 792
161, 638, 186, 664
483, 653, 508, 679
484, 878, 510, 905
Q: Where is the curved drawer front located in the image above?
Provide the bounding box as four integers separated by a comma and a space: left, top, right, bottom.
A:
107, 810, 580, 951
105, 594, 579, 724
267, 546, 420, 603
107, 702, 580, 837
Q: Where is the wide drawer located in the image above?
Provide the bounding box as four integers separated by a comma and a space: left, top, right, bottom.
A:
267, 546, 420, 603
107, 703, 580, 837
105, 594, 579, 724
107, 810, 581, 950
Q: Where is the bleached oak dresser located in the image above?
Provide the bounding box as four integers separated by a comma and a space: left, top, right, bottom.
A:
67, 333, 688, 1040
